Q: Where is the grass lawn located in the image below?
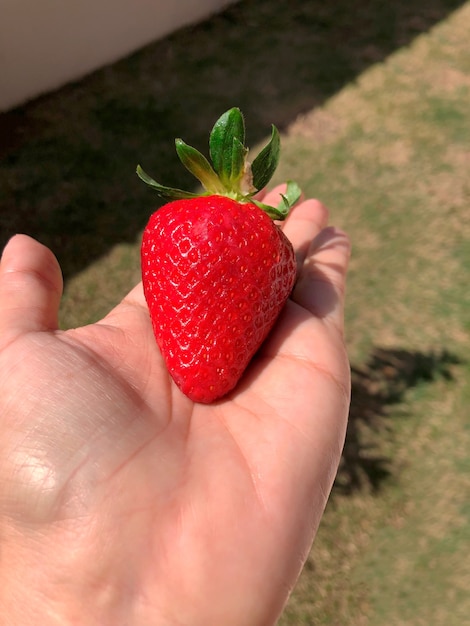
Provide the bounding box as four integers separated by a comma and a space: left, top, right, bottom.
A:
1, 0, 469, 623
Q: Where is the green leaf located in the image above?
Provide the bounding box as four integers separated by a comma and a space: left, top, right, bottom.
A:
209, 108, 246, 187
251, 180, 302, 221
230, 137, 248, 189
251, 125, 280, 191
279, 180, 302, 210
251, 199, 287, 221
175, 139, 225, 194
136, 165, 200, 201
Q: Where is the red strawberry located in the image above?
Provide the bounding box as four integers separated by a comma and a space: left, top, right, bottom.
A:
138, 108, 300, 403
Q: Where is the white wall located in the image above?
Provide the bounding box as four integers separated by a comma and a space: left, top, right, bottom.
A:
0, 0, 236, 112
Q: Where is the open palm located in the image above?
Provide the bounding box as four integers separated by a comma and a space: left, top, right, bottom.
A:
0, 186, 350, 625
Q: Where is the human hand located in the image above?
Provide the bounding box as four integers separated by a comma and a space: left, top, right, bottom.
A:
0, 185, 350, 625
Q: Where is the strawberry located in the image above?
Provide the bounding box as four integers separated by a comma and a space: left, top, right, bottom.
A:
137, 107, 300, 403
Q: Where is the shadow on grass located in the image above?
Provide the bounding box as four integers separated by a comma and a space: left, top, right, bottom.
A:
0, 0, 466, 280
333, 347, 462, 495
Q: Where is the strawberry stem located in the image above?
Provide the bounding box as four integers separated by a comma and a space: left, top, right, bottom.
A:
137, 108, 301, 220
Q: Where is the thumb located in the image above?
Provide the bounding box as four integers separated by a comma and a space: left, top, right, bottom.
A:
0, 235, 63, 348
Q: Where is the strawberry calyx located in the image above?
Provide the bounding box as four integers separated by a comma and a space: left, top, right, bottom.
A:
136, 107, 301, 220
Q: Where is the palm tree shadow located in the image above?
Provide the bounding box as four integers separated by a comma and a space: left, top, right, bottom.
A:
333, 347, 462, 495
